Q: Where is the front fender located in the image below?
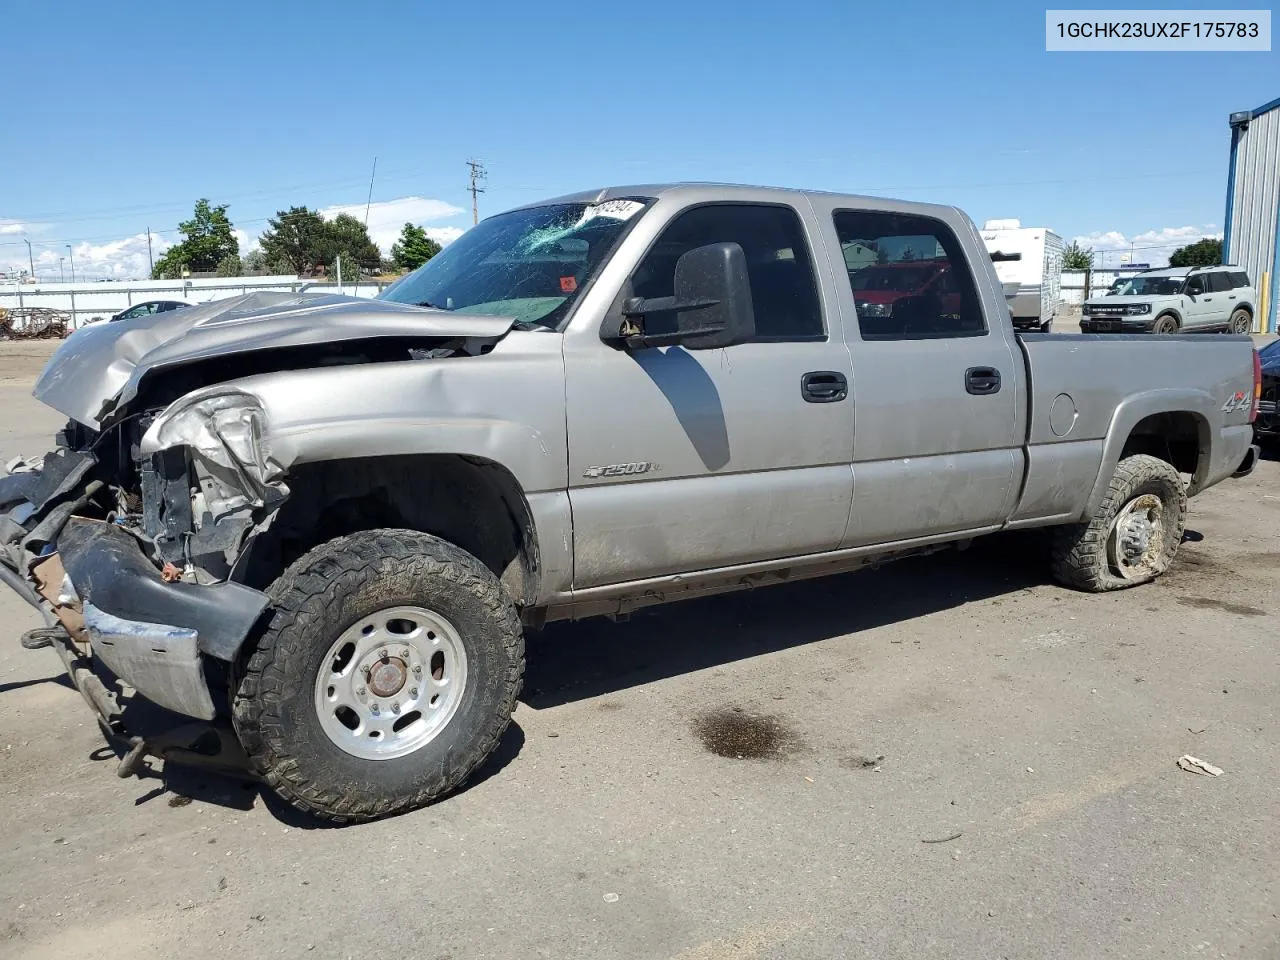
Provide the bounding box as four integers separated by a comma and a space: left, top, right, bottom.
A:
165, 343, 570, 495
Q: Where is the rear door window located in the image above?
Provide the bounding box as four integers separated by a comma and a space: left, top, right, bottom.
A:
1208, 273, 1233, 293
833, 210, 986, 340
1230, 271, 1252, 288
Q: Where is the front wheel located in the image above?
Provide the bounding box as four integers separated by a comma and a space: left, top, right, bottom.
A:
1228, 308, 1252, 335
232, 529, 524, 823
1152, 314, 1179, 334
1050, 454, 1187, 592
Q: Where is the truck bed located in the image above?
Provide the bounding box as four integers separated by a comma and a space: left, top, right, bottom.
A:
1009, 332, 1257, 527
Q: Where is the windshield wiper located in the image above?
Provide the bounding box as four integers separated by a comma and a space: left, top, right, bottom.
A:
415, 300, 450, 310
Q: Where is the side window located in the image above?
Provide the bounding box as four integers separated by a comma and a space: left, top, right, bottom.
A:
1231, 271, 1252, 288
833, 210, 986, 340
1185, 275, 1205, 295
1208, 273, 1233, 293
630, 204, 824, 341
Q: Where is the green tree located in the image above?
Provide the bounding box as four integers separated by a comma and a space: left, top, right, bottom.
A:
151, 199, 240, 279
215, 253, 242, 277
1062, 241, 1094, 270
390, 222, 442, 271
1168, 238, 1222, 268
326, 213, 382, 276
258, 207, 331, 276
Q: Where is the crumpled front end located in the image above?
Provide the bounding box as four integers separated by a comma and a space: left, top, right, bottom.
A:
0, 410, 272, 724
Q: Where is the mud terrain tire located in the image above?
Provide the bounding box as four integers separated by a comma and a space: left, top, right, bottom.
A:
1050, 454, 1186, 592
232, 529, 523, 823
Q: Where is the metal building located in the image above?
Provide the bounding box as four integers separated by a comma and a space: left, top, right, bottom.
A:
1224, 95, 1280, 333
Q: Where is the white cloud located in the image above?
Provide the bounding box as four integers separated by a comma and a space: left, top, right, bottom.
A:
318, 195, 465, 256
0, 219, 30, 236
1, 232, 175, 281
233, 228, 258, 256
1072, 224, 1221, 267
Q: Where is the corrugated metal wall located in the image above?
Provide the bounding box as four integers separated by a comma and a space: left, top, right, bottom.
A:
1225, 98, 1280, 333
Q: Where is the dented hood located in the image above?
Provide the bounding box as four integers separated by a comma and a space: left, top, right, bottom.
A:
33, 292, 516, 428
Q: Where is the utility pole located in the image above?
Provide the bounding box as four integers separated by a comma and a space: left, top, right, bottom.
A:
66, 244, 76, 284
467, 158, 487, 226
24, 238, 34, 279
146, 227, 154, 276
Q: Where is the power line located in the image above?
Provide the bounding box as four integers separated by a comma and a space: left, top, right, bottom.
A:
467, 159, 487, 226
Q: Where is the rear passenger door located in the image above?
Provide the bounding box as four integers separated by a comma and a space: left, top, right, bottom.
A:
809, 201, 1024, 546
1207, 272, 1236, 327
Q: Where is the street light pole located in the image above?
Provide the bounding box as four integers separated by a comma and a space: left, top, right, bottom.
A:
59, 258, 65, 283
66, 244, 76, 284
23, 238, 34, 279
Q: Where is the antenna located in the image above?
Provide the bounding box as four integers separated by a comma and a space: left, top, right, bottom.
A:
467, 159, 487, 225
352, 156, 377, 296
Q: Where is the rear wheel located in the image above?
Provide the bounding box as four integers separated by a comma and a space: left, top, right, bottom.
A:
1152, 314, 1179, 334
1228, 308, 1252, 335
232, 529, 524, 823
1050, 454, 1186, 592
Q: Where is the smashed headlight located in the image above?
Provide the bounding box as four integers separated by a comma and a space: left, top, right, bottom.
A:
140, 391, 286, 515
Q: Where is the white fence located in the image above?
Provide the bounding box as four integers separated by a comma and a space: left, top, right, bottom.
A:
0, 275, 393, 329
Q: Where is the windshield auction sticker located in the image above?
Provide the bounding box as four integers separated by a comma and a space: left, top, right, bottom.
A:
1046, 10, 1271, 49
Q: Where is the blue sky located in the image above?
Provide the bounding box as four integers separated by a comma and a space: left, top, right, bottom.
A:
1, 0, 1275, 279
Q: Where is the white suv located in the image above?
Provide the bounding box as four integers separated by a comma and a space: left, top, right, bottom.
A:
1082, 266, 1256, 334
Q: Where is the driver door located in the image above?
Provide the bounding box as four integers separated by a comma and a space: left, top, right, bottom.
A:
562, 201, 855, 589
1181, 274, 1218, 330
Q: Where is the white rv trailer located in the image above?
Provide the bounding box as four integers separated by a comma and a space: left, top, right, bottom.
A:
980, 219, 1064, 332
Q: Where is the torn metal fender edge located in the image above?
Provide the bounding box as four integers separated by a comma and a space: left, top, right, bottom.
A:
58, 517, 270, 662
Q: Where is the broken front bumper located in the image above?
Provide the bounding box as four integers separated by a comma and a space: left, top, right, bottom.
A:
2, 463, 270, 722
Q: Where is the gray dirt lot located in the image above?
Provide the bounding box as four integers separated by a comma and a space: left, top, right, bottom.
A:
0, 340, 1278, 960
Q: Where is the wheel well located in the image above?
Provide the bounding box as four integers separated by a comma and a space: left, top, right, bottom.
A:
1122, 411, 1206, 477
242, 454, 540, 605
1155, 310, 1181, 327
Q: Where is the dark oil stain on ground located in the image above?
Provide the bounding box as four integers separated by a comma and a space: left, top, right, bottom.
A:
167, 794, 193, 807
839, 754, 885, 770
692, 707, 801, 760
1178, 596, 1266, 617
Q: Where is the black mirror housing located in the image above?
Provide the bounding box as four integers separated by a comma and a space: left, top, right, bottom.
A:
672, 242, 756, 350
607, 242, 756, 350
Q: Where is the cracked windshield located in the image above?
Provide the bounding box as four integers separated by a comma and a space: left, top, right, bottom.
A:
379, 199, 647, 328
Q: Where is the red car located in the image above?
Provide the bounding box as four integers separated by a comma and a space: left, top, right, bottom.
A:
848, 259, 962, 324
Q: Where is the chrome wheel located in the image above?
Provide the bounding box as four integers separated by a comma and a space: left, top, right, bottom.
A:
1106, 493, 1165, 580
1230, 310, 1252, 335
313, 605, 468, 761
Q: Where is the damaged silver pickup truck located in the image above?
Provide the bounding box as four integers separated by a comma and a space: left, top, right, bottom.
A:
1, 184, 1262, 822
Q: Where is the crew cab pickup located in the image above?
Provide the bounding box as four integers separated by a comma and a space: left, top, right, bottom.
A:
0, 184, 1262, 822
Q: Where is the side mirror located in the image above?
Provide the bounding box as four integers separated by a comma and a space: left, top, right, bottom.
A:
607, 242, 756, 350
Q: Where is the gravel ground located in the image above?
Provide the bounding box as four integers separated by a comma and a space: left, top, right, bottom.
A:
0, 340, 1277, 960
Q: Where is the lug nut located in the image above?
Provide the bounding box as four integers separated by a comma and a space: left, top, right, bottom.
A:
370, 704, 380, 716
401, 649, 411, 659
391, 702, 401, 714
355, 686, 365, 696
379, 648, 389, 659
413, 664, 422, 677
409, 687, 419, 698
